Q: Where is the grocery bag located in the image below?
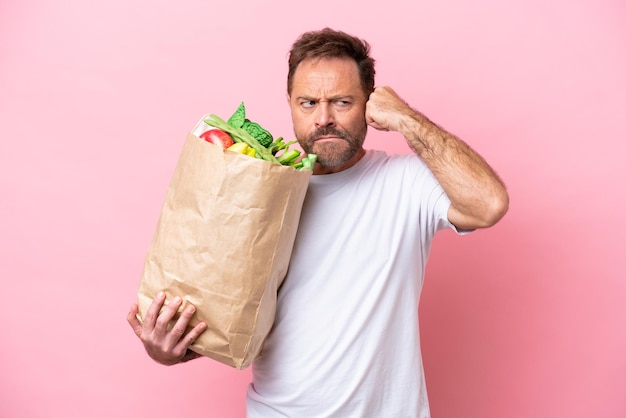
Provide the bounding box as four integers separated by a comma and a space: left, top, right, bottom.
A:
136, 121, 311, 369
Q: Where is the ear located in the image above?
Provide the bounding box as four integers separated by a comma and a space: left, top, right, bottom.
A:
285, 92, 291, 104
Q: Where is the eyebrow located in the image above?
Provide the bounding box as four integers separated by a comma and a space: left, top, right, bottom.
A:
296, 94, 357, 102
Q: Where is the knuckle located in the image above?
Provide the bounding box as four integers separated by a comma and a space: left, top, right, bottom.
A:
139, 333, 153, 346
171, 325, 185, 338
155, 315, 170, 329
143, 310, 155, 323
131, 325, 142, 338
187, 329, 200, 342
182, 305, 196, 318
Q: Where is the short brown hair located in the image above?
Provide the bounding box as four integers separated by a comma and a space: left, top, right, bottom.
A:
287, 28, 376, 97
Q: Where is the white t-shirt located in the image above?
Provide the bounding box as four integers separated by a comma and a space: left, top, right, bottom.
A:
246, 150, 457, 418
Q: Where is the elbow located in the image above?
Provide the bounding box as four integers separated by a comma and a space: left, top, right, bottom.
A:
482, 191, 510, 228
449, 189, 510, 230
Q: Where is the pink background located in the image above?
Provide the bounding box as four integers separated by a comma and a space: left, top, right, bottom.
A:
1, 0, 624, 417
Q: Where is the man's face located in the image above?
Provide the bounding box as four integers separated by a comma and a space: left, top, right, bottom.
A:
287, 57, 368, 171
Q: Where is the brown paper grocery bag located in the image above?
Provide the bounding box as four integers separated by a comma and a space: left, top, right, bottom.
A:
137, 132, 311, 369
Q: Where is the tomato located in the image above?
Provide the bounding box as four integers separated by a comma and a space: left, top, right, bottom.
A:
200, 129, 234, 149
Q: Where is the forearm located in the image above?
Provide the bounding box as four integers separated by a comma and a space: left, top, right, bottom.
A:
401, 111, 509, 230
365, 86, 509, 229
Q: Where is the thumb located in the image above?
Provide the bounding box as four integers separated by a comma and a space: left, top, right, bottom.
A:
127, 304, 143, 337
366, 117, 389, 132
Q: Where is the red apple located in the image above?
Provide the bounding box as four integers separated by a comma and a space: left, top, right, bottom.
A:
200, 129, 234, 149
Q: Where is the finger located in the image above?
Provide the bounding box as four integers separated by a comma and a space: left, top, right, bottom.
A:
366, 115, 388, 132
143, 291, 166, 330
127, 304, 143, 337
154, 295, 183, 338
177, 320, 208, 352
168, 304, 206, 358
367, 120, 388, 131
171, 304, 196, 345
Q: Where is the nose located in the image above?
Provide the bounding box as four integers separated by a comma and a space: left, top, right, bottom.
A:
314, 102, 335, 128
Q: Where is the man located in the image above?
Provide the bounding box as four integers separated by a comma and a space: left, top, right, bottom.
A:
128, 28, 509, 417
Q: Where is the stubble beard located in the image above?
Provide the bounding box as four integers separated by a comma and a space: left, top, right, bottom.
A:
299, 125, 367, 168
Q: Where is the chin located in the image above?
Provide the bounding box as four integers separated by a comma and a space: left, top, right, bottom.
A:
316, 149, 360, 168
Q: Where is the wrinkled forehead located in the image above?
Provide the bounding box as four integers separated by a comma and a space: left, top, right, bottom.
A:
289, 57, 364, 98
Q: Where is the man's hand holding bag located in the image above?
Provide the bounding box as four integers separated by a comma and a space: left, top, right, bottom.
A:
135, 103, 313, 369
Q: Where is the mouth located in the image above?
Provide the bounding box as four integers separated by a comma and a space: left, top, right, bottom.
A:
314, 136, 344, 143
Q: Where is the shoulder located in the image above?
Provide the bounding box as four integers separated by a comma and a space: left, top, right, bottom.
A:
362, 150, 432, 179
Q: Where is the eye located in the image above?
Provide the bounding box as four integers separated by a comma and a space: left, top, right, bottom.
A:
301, 100, 316, 109
333, 100, 352, 109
